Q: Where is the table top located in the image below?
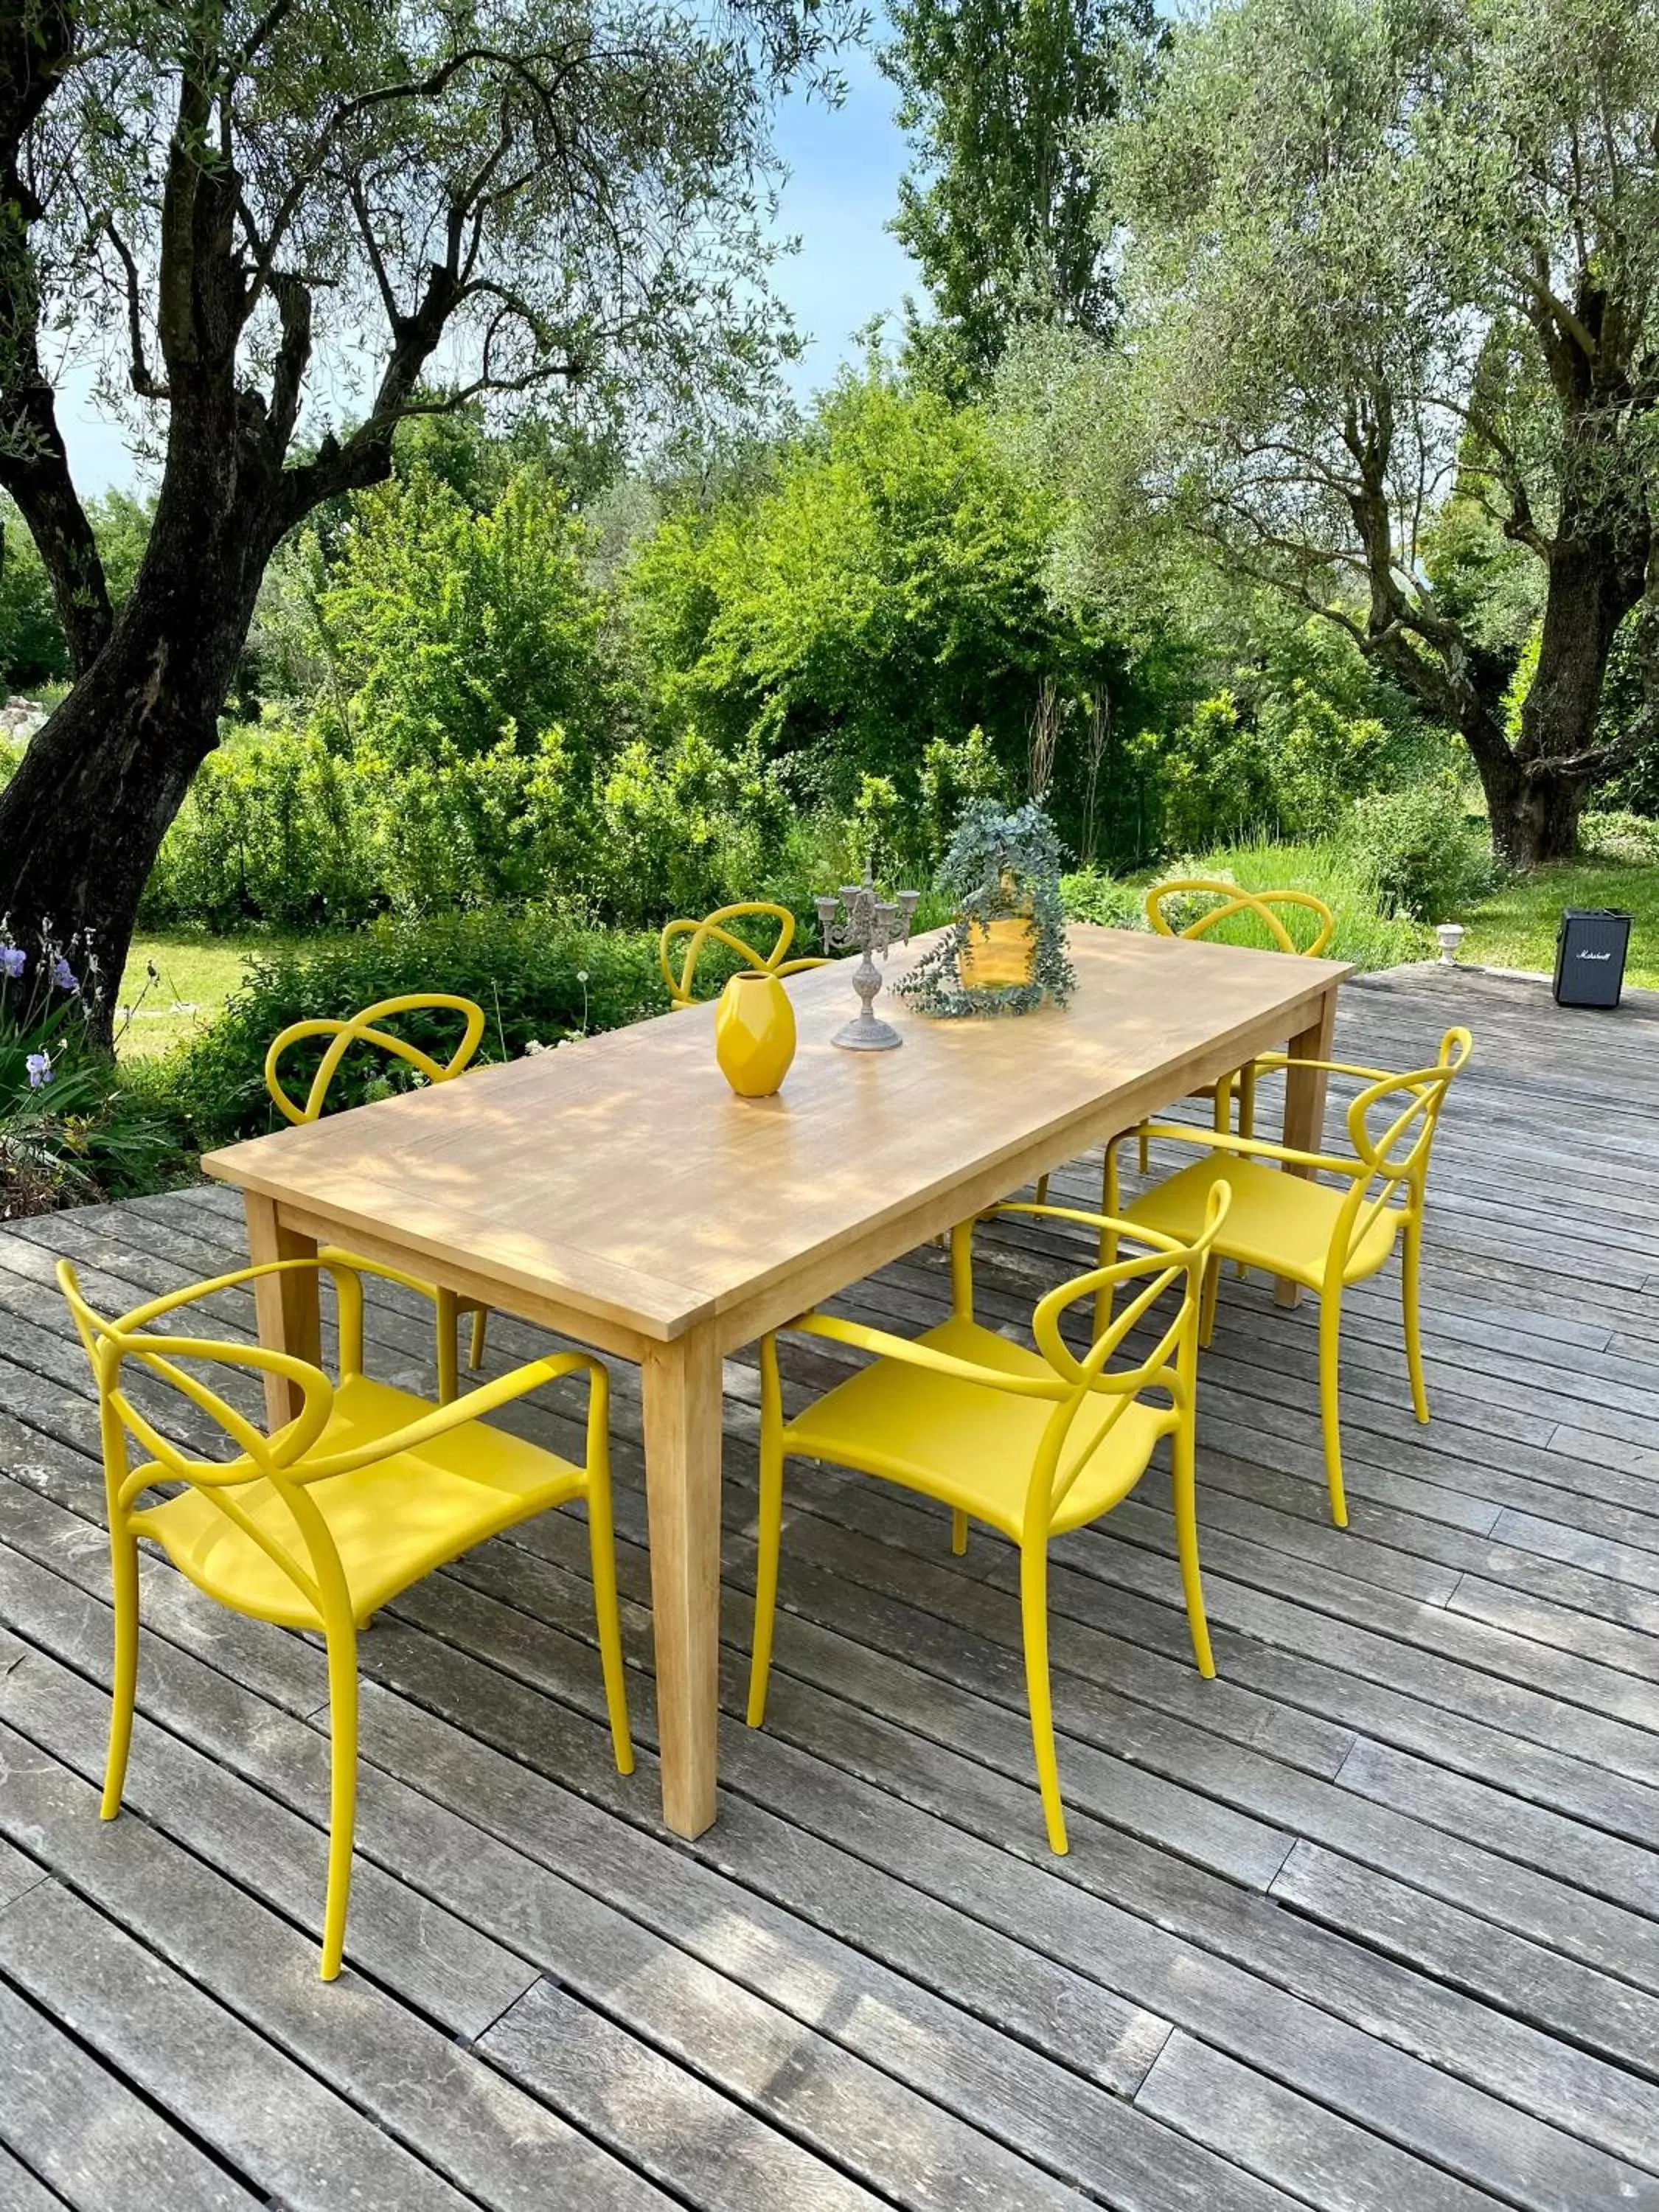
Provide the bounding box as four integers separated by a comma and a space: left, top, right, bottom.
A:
203, 924, 1352, 1344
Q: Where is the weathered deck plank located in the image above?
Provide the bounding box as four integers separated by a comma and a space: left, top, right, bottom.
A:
3, 962, 1659, 2211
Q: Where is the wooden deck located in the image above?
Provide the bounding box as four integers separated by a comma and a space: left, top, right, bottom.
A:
1, 961, 1658, 2212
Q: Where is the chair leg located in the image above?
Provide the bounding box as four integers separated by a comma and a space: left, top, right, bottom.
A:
435, 1287, 460, 1406
1171, 1426, 1215, 1678
747, 1429, 786, 1728
1232, 1068, 1253, 1276
1034, 1173, 1049, 1208
1402, 1225, 1430, 1425
1137, 1129, 1150, 1176
1200, 1256, 1221, 1348
320, 1628, 359, 1981
951, 1507, 969, 1557
585, 1463, 635, 1775
1094, 1150, 1119, 1343
1019, 1543, 1068, 1856
1318, 1291, 1350, 1529
100, 1532, 140, 1820
468, 1304, 489, 1374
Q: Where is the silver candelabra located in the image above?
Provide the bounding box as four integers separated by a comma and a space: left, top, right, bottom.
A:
815, 863, 921, 1051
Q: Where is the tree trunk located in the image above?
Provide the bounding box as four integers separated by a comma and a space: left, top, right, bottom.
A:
0, 526, 264, 1044
1470, 745, 1585, 870
1501, 483, 1650, 866
1448, 514, 1644, 872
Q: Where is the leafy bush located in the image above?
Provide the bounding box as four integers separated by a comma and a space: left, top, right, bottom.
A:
142, 723, 373, 928
594, 726, 793, 928
0, 490, 154, 689
159, 908, 671, 1154
307, 465, 609, 779
1340, 779, 1494, 922
142, 717, 599, 928
620, 364, 1108, 824
1580, 810, 1659, 865
1059, 867, 1147, 929
1152, 683, 1415, 855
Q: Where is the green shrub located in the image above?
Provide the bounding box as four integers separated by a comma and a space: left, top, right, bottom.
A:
1340, 779, 1493, 922
309, 464, 610, 779
141, 723, 373, 928
142, 718, 595, 928
1580, 810, 1659, 865
594, 727, 793, 928
1059, 867, 1148, 929
159, 908, 670, 1153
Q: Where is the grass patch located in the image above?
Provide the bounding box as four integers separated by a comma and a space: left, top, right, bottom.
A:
1460, 860, 1659, 989
119, 931, 302, 1058
1065, 837, 1436, 971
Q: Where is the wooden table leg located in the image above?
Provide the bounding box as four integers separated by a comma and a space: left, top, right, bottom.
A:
641, 1322, 723, 1837
244, 1193, 321, 1428
1275, 984, 1340, 1309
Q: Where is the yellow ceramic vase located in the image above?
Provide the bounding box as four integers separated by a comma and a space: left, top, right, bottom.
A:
958, 915, 1037, 992
714, 971, 797, 1098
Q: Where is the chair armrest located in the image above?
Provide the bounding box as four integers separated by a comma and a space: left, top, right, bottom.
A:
317, 1244, 450, 1312
790, 1313, 1063, 1399
1251, 1051, 1397, 1082
1132, 1122, 1358, 1177
989, 1200, 1189, 1253
299, 1349, 605, 1480
112, 1256, 331, 1335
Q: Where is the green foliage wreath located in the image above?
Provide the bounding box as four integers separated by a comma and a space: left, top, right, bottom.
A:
897, 799, 1077, 1018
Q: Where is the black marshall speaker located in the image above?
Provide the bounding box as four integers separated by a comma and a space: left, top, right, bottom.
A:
1553, 908, 1632, 1009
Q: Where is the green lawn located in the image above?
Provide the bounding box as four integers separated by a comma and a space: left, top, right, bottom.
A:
118, 933, 279, 1057
1459, 860, 1659, 990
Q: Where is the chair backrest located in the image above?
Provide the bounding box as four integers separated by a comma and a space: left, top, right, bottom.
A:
659, 902, 827, 1008
961, 1186, 1231, 1544
1146, 879, 1335, 958
265, 993, 485, 1125
57, 1258, 352, 1627
1332, 1026, 1472, 1267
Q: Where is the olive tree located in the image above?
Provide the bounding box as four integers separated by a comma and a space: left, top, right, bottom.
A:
0, 0, 853, 1028
1034, 0, 1659, 866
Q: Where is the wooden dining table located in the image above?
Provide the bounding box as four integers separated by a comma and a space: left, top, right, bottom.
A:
203, 922, 1352, 1838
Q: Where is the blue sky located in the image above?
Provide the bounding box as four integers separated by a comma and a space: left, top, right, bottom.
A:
768, 38, 917, 406
56, 38, 916, 493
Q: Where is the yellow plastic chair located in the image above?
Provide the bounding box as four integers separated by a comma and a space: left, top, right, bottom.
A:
58, 1250, 633, 1981
1032, 880, 1334, 1211
1143, 879, 1336, 1164
746, 1186, 1231, 1855
660, 902, 827, 1008
1118, 1027, 1472, 1528
265, 993, 491, 1402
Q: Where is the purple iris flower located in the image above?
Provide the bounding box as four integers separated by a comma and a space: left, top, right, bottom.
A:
25, 1051, 52, 1088
0, 946, 23, 979
50, 956, 76, 992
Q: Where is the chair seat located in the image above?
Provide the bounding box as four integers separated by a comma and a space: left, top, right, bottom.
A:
136, 1374, 583, 1630
785, 1315, 1174, 1538
1127, 1155, 1401, 1287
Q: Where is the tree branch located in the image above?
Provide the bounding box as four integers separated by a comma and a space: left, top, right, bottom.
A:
102, 216, 170, 400
0, 0, 112, 672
